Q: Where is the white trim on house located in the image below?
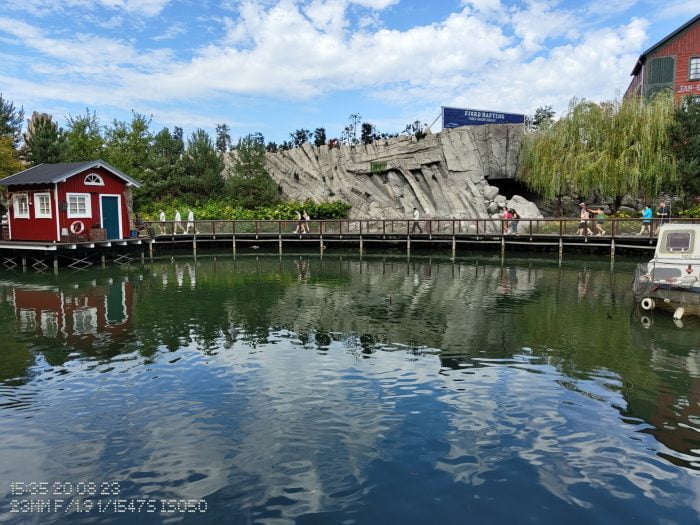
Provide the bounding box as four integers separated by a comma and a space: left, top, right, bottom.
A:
33, 192, 52, 219
84, 173, 105, 186
54, 185, 60, 241
99, 194, 123, 240
13, 193, 29, 219
66, 192, 92, 219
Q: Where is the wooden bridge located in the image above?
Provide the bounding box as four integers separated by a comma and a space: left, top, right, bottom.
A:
0, 217, 674, 271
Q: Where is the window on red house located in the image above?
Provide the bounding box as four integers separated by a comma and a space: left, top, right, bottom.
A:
690, 57, 700, 81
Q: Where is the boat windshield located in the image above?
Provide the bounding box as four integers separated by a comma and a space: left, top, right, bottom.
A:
665, 232, 692, 252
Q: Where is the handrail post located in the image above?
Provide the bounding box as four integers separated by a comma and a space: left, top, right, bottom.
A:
255, 220, 258, 239
382, 220, 386, 238
559, 218, 563, 238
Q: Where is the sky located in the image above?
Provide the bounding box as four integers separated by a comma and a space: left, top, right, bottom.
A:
0, 0, 698, 144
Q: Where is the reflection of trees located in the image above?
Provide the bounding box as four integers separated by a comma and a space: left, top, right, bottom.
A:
2, 255, 700, 469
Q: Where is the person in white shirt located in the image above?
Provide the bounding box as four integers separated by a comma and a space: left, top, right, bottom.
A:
174, 210, 186, 234
411, 207, 423, 233
186, 209, 198, 234
158, 210, 166, 234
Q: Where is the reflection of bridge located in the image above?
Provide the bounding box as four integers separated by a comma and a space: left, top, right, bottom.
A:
0, 217, 675, 271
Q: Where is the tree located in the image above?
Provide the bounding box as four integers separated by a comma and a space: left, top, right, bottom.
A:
215, 123, 231, 154
23, 112, 66, 165
63, 109, 104, 161
266, 141, 278, 153
138, 127, 186, 201
670, 96, 700, 198
361, 122, 375, 145
313, 128, 326, 147
227, 132, 278, 209
341, 113, 362, 145
525, 105, 556, 131
290, 129, 311, 148
519, 94, 677, 214
104, 111, 152, 181
0, 136, 22, 179
403, 120, 427, 139
0, 94, 24, 147
181, 129, 225, 197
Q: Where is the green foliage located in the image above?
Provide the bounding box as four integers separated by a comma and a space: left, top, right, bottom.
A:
137, 198, 351, 221
0, 93, 24, 147
181, 128, 225, 196
370, 161, 387, 173
670, 96, 700, 197
525, 105, 555, 131
63, 109, 104, 161
227, 133, 278, 209
290, 129, 311, 148
104, 111, 152, 182
0, 135, 22, 179
215, 123, 231, 153
313, 128, 326, 147
133, 127, 186, 202
519, 94, 677, 210
23, 113, 66, 165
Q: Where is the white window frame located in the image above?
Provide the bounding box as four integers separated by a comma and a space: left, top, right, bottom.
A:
13, 193, 29, 219
34, 192, 52, 219
690, 57, 700, 81
66, 192, 92, 219
84, 173, 104, 186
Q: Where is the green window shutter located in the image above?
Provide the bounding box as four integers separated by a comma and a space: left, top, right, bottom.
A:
644, 56, 675, 99
647, 56, 675, 84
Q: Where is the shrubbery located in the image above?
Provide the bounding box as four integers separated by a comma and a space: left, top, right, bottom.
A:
137, 199, 351, 221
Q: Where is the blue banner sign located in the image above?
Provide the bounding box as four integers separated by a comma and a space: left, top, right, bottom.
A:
442, 106, 525, 128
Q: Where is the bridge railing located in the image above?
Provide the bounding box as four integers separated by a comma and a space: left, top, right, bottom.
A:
143, 217, 691, 239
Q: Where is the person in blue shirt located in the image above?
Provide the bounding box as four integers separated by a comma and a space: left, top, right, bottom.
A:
638, 205, 653, 236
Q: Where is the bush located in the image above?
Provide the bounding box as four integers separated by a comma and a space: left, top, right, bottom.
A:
137, 198, 351, 221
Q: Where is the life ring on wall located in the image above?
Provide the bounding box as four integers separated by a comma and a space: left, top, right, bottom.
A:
70, 221, 85, 235
640, 297, 656, 311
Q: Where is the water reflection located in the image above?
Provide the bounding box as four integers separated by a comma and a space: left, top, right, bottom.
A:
0, 255, 699, 523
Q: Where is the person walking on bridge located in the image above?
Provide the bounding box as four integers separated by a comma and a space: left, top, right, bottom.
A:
411, 208, 423, 233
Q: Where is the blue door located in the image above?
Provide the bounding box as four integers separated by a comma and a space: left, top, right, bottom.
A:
101, 196, 120, 240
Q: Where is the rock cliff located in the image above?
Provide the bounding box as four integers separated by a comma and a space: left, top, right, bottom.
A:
263, 124, 542, 221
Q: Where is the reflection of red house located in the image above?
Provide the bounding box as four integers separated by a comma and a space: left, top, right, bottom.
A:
9, 280, 134, 350
0, 160, 141, 242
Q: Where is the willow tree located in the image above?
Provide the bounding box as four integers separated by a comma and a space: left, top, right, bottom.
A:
519, 93, 677, 213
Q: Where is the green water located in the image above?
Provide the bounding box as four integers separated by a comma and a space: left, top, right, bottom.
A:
0, 254, 699, 524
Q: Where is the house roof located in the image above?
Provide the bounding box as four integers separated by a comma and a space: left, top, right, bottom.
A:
631, 14, 700, 75
0, 160, 142, 188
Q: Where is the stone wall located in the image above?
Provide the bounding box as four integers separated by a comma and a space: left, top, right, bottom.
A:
262, 124, 542, 222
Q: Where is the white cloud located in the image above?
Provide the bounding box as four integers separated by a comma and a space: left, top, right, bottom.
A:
4, 0, 171, 17
349, 0, 398, 8
153, 22, 187, 41
656, 1, 700, 21
0, 0, 657, 126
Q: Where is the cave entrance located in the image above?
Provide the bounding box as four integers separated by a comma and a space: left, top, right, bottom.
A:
487, 179, 538, 201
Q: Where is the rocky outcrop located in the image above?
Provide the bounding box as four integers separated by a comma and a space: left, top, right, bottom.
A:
263, 124, 542, 223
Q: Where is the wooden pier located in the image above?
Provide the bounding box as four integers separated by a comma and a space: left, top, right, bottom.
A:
0, 217, 674, 271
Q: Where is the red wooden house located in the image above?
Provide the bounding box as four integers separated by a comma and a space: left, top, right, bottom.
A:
625, 14, 700, 101
0, 160, 141, 242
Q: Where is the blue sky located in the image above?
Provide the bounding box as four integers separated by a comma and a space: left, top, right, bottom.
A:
0, 1, 698, 144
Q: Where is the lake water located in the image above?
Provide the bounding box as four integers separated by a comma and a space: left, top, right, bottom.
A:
0, 254, 699, 524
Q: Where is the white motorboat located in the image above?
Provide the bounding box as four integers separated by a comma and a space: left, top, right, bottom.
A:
633, 223, 700, 320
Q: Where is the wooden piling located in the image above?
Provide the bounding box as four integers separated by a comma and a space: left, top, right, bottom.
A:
451, 236, 456, 259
